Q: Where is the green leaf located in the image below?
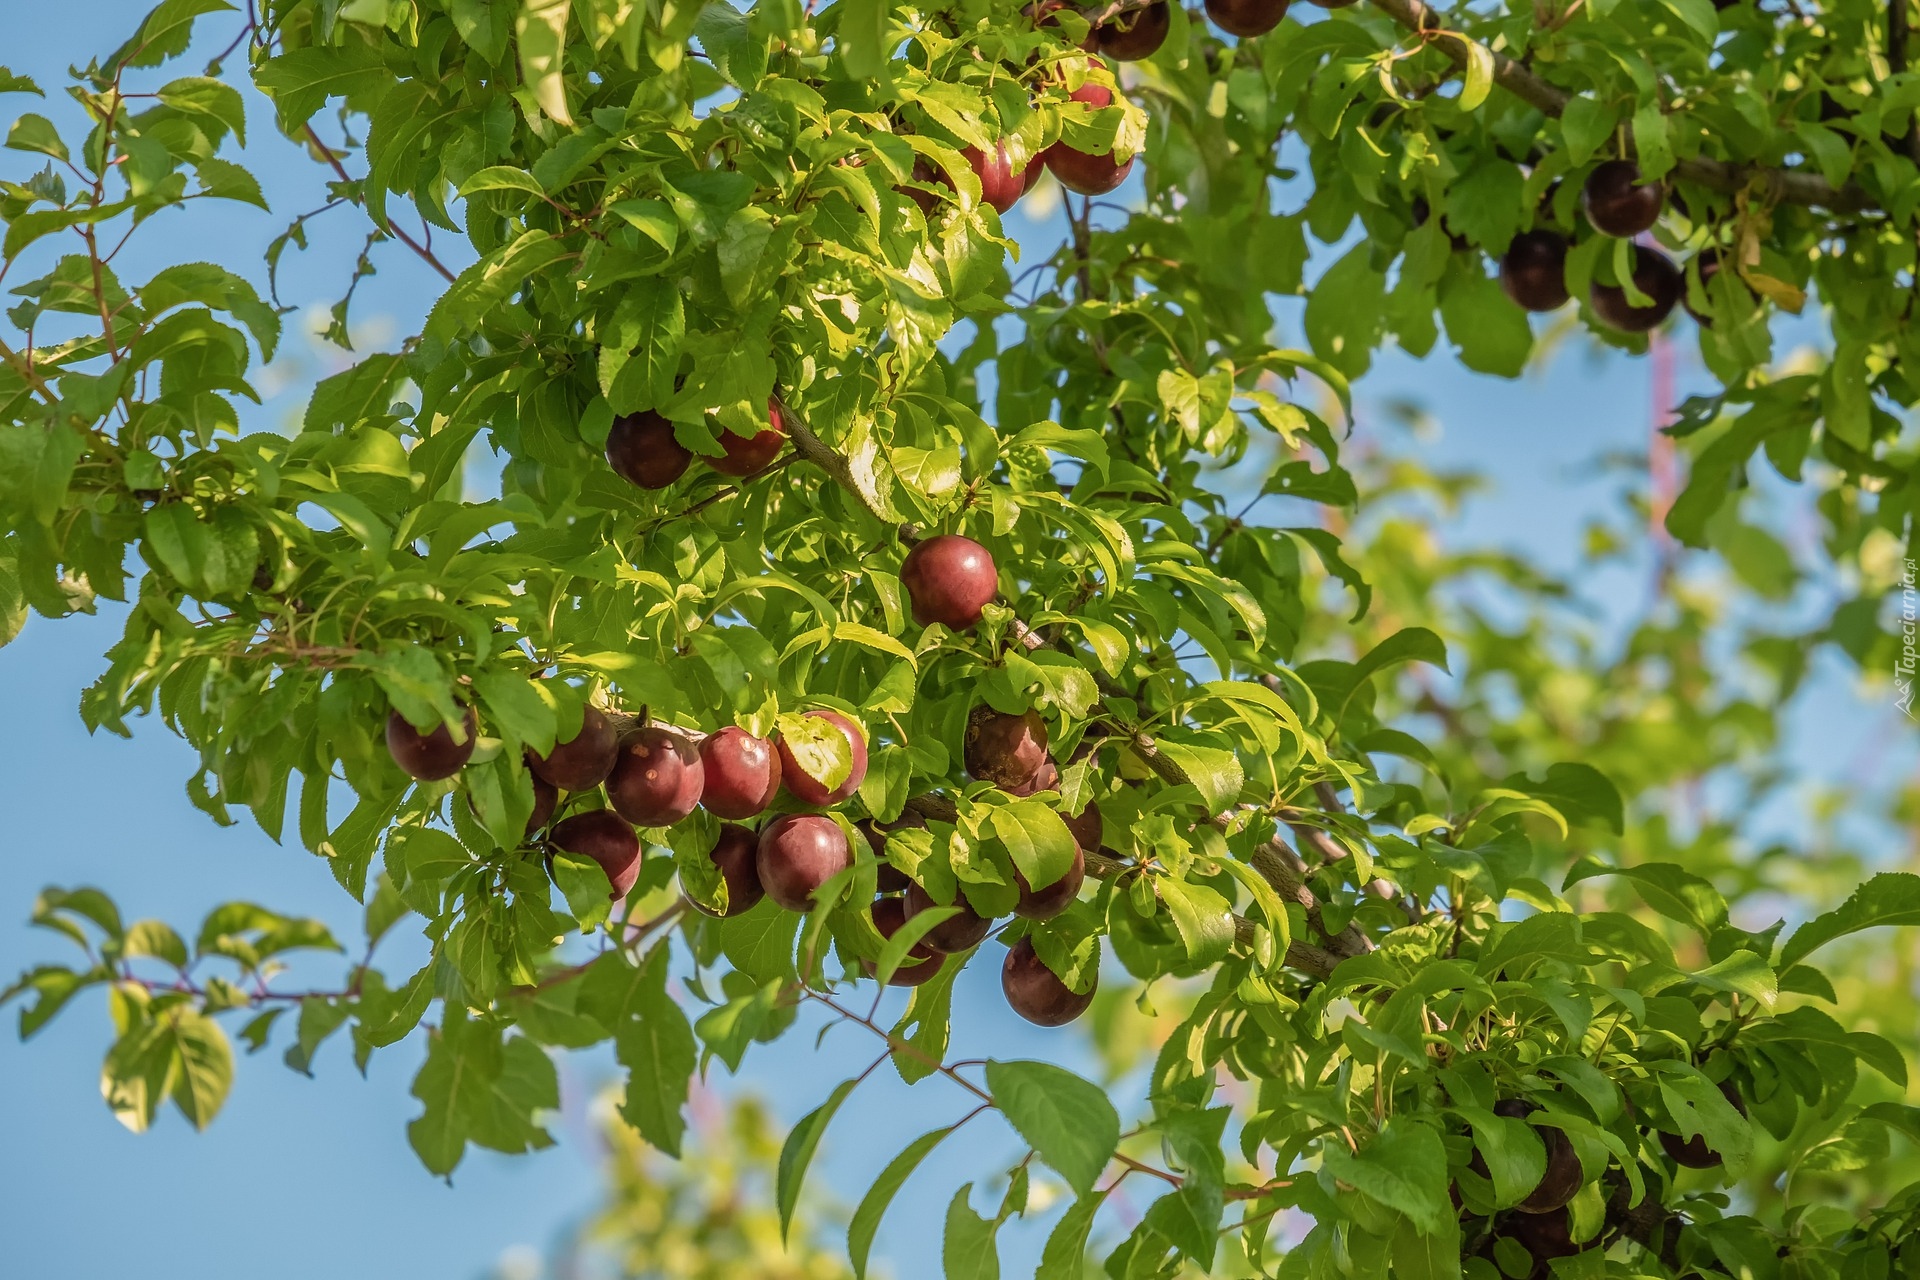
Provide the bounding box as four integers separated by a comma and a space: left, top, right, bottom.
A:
472, 669, 557, 753
985, 1059, 1120, 1195
1440, 268, 1532, 377
5, 114, 66, 162
1457, 38, 1494, 111
602, 275, 686, 415
122, 919, 190, 968
168, 1007, 235, 1129
1631, 101, 1674, 182
891, 957, 959, 1084
156, 76, 247, 144
108, 0, 233, 70
850, 1125, 955, 1280
1780, 873, 1920, 970
457, 166, 545, 198
1319, 1118, 1451, 1232
1393, 1213, 1464, 1280
517, 0, 574, 125
254, 45, 387, 129
1142, 1182, 1224, 1270
1559, 97, 1618, 167
1654, 1063, 1752, 1176
943, 1184, 1002, 1280
613, 946, 697, 1156
777, 1076, 858, 1240
1038, 1188, 1105, 1278
1158, 878, 1234, 967
836, 0, 892, 80
1506, 763, 1624, 835
1455, 1106, 1546, 1209
424, 229, 572, 346
1152, 739, 1244, 815
0, 68, 45, 96
551, 853, 613, 930
1564, 859, 1726, 935
451, 0, 515, 62
989, 799, 1076, 893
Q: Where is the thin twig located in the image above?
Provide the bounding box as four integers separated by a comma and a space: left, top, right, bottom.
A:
301, 123, 458, 284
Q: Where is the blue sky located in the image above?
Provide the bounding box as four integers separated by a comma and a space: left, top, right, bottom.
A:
0, 5, 1908, 1280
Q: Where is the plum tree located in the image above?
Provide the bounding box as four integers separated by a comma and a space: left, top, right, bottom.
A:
10, 2, 1920, 1276
697, 727, 783, 820
607, 726, 705, 827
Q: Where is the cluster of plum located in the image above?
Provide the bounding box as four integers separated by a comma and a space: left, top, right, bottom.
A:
381, 530, 1107, 1025
868, 700, 1108, 1027
1458, 1085, 1747, 1280
1497, 160, 1719, 333
604, 396, 788, 492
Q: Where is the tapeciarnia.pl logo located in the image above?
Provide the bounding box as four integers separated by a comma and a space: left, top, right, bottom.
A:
1900, 558, 1917, 720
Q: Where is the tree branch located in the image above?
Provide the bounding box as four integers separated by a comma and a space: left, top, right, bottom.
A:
1368, 0, 1871, 210
301, 123, 458, 284
1076, 0, 1876, 210
771, 393, 900, 528
901, 788, 1344, 977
